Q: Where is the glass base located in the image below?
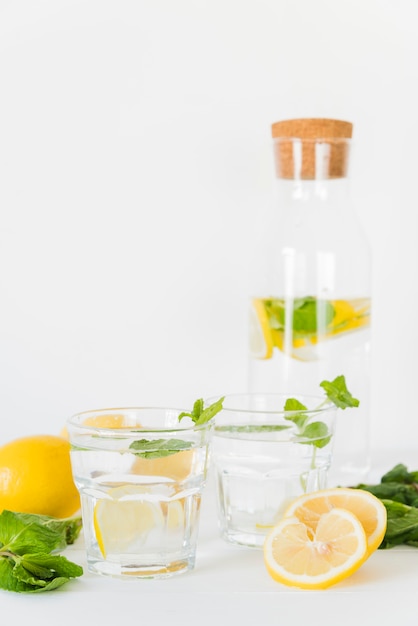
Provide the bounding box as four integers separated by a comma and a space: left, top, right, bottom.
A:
220, 528, 267, 549
87, 556, 195, 579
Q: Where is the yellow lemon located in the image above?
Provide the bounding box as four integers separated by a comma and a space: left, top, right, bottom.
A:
0, 434, 80, 518
284, 487, 387, 554
93, 485, 164, 557
264, 508, 368, 589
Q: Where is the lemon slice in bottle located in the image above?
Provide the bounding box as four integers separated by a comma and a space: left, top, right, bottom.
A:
249, 298, 273, 359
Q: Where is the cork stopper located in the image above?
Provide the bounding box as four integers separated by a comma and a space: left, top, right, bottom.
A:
271, 118, 353, 179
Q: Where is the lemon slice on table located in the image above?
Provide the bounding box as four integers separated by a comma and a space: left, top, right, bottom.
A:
264, 508, 368, 589
284, 487, 387, 554
93, 485, 164, 557
249, 298, 273, 359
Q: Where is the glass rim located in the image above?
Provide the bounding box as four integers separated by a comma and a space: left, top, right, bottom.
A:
205, 393, 336, 417
66, 406, 211, 435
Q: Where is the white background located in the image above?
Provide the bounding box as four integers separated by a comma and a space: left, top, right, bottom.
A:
0, 0, 416, 452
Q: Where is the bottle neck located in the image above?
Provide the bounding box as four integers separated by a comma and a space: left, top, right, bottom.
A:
274, 177, 350, 209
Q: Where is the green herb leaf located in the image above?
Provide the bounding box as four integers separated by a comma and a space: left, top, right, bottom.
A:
0, 553, 83, 593
129, 397, 224, 461
178, 396, 225, 426
353, 463, 418, 548
283, 398, 309, 429
16, 513, 82, 548
380, 463, 418, 485
294, 421, 331, 449
265, 296, 335, 334
215, 424, 291, 434
281, 375, 358, 453
0, 511, 83, 593
0, 510, 67, 555
380, 500, 418, 549
319, 375, 360, 409
129, 438, 193, 459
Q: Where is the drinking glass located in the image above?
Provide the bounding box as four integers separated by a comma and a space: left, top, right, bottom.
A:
210, 393, 337, 548
67, 407, 212, 578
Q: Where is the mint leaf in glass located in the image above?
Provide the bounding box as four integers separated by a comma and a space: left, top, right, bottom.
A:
129, 397, 224, 460
284, 375, 358, 451
320, 375, 360, 409
295, 421, 332, 449
178, 396, 225, 426
129, 438, 193, 459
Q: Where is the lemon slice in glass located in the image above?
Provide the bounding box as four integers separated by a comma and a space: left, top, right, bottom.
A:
249, 298, 273, 359
166, 500, 184, 529
93, 485, 164, 557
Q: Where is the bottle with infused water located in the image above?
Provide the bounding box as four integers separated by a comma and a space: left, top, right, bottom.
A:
248, 118, 371, 486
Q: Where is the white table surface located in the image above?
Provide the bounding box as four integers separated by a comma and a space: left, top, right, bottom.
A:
2, 448, 417, 626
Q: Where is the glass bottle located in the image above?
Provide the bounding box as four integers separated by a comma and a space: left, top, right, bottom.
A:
248, 118, 371, 486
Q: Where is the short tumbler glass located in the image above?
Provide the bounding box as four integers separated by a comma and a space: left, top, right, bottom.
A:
210, 393, 337, 548
67, 407, 212, 578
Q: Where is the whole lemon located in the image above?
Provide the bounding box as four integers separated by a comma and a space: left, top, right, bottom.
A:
0, 434, 80, 518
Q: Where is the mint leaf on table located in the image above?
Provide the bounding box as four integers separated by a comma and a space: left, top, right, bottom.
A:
381, 463, 418, 486
16, 513, 82, 547
0, 510, 67, 555
355, 464, 418, 507
378, 500, 418, 549
0, 510, 83, 593
353, 463, 418, 549
129, 438, 193, 459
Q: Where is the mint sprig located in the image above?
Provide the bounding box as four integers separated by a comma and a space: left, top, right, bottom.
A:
0, 510, 83, 593
178, 396, 225, 426
129, 396, 225, 461
319, 375, 360, 410
284, 375, 359, 449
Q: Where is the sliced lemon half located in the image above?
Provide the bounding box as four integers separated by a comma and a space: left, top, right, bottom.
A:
264, 508, 368, 589
284, 487, 387, 554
